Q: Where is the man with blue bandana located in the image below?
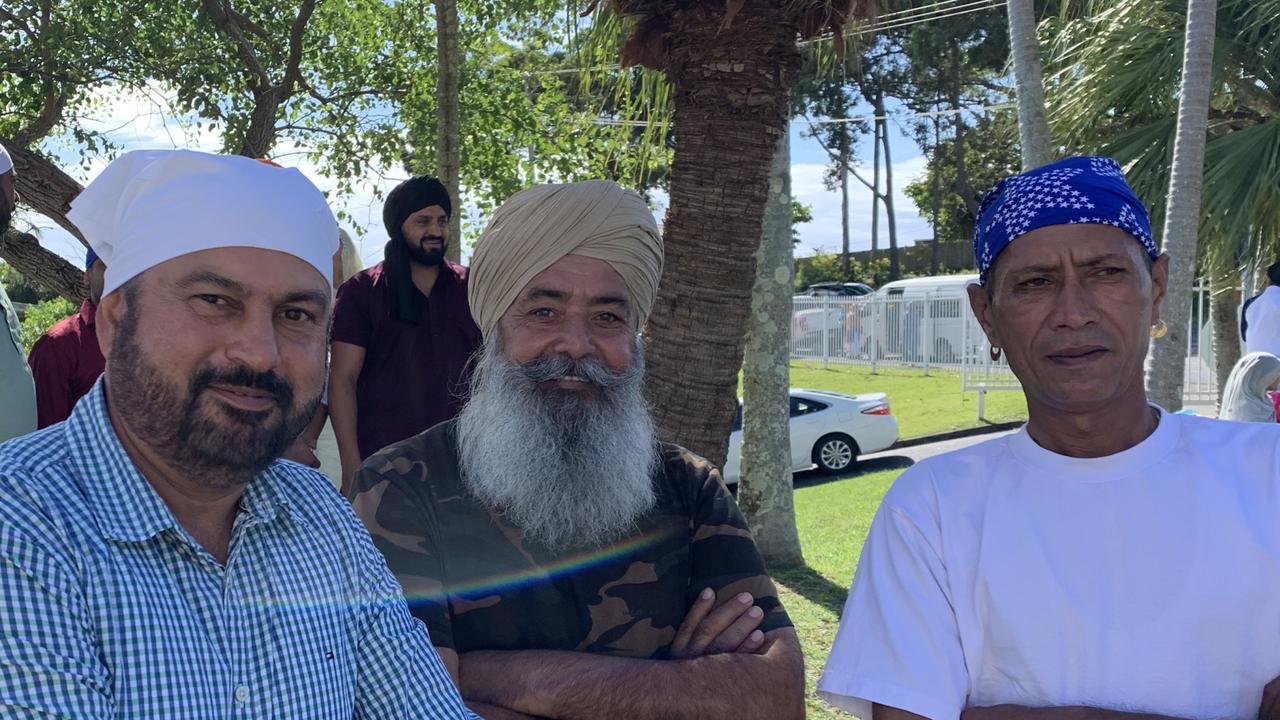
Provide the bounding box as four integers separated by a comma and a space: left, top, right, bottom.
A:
818, 156, 1280, 720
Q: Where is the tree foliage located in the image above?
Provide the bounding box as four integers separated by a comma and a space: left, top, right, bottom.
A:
1045, 0, 1280, 275
903, 111, 1021, 243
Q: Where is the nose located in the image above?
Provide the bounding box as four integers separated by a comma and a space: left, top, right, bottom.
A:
225, 310, 282, 373
1048, 274, 1099, 330
549, 314, 595, 360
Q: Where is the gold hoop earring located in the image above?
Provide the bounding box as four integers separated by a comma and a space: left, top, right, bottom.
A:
989, 345, 1002, 362
1150, 319, 1168, 339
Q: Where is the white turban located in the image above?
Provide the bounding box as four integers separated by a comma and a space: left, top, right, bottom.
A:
68, 149, 338, 297
468, 180, 663, 339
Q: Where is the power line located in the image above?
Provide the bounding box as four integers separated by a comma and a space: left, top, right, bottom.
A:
529, 0, 1006, 76
801, 0, 1006, 44
592, 100, 1013, 128
867, 0, 1006, 34
872, 0, 1003, 25
798, 100, 1014, 125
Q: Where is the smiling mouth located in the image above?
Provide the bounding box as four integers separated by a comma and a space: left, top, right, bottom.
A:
540, 376, 593, 391
208, 385, 278, 411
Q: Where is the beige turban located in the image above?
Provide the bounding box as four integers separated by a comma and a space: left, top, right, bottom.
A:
468, 180, 663, 339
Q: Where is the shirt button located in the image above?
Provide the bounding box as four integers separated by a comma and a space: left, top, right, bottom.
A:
234, 685, 249, 704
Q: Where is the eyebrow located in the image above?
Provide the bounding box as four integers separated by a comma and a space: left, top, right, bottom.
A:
176, 270, 248, 294
176, 269, 328, 307
520, 287, 629, 308
1010, 253, 1133, 275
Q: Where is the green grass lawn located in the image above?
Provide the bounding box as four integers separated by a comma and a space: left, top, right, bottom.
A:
773, 467, 902, 719
787, 361, 1027, 439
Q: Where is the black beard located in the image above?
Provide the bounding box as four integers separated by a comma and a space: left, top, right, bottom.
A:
406, 237, 446, 267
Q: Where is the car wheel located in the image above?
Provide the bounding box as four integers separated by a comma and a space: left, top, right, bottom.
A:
813, 433, 859, 474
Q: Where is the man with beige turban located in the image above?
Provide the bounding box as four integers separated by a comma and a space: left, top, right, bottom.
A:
352, 180, 804, 720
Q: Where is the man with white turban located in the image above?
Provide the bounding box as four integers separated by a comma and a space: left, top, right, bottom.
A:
0, 150, 473, 718
353, 180, 804, 720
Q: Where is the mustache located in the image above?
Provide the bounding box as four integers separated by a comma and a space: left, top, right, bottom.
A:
192, 364, 294, 408
518, 355, 638, 388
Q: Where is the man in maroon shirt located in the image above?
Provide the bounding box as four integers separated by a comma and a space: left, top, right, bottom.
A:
27, 247, 107, 427
329, 176, 481, 494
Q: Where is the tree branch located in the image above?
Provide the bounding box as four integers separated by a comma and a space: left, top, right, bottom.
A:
0, 7, 36, 38
278, 123, 342, 137
13, 89, 66, 146
804, 118, 885, 199
281, 0, 317, 93
202, 0, 272, 89
0, 229, 87, 302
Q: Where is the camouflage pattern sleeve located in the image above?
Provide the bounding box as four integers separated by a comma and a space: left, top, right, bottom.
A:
678, 450, 793, 634
350, 449, 456, 651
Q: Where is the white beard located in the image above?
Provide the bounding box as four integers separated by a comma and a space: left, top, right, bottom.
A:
457, 338, 659, 552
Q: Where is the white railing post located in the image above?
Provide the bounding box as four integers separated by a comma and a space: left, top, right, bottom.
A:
870, 300, 880, 375
821, 296, 830, 370
922, 293, 933, 376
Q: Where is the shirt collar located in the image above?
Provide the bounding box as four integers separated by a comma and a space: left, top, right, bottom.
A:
67, 379, 297, 542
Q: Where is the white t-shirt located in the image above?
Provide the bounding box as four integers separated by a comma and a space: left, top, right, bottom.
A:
819, 410, 1280, 720
1246, 286, 1280, 358
0, 143, 12, 174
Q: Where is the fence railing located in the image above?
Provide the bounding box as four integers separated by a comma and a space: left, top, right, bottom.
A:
790, 282, 1223, 414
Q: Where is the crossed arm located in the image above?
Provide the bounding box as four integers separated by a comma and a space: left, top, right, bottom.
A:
437, 589, 805, 720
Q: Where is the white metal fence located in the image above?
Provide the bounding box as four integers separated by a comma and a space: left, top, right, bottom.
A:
790, 282, 1223, 413
790, 294, 974, 373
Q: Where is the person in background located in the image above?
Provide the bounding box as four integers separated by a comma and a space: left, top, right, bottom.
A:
1244, 261, 1280, 356
329, 176, 481, 494
27, 246, 107, 427
283, 228, 362, 471
0, 141, 16, 231
0, 279, 36, 442
1219, 351, 1280, 423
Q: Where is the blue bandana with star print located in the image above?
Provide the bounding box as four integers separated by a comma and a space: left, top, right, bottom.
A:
973, 156, 1157, 282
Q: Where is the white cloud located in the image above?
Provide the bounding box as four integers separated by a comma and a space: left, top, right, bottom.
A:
791, 154, 933, 259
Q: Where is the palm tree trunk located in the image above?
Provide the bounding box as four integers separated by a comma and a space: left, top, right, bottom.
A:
1005, 0, 1053, 170
643, 0, 799, 470
436, 0, 462, 262
739, 130, 803, 568
1147, 0, 1218, 412
1210, 278, 1241, 406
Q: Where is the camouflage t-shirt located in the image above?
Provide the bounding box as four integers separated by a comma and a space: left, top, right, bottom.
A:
352, 420, 792, 658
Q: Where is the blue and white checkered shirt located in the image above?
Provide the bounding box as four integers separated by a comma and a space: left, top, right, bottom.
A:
0, 381, 476, 719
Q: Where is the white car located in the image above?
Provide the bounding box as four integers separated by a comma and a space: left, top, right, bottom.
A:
720, 388, 899, 485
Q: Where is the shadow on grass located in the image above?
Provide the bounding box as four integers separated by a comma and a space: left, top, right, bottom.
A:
791, 455, 914, 490
772, 563, 851, 617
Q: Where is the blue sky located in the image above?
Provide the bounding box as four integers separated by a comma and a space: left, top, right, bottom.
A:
17, 86, 933, 271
